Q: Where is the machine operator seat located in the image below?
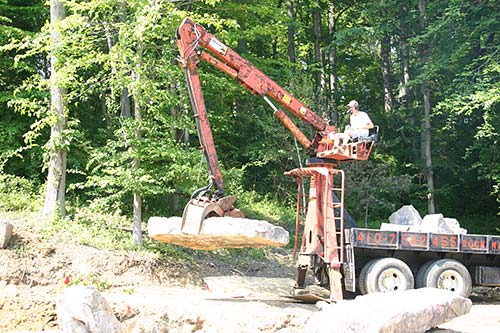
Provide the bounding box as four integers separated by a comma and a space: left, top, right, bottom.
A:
351, 125, 379, 143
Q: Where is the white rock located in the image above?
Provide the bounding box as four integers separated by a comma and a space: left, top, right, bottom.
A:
380, 223, 411, 232
307, 288, 471, 333
420, 214, 446, 233
56, 286, 123, 333
388, 205, 422, 226
1, 284, 18, 297
148, 216, 289, 250
0, 220, 13, 248
420, 214, 466, 234
443, 218, 467, 234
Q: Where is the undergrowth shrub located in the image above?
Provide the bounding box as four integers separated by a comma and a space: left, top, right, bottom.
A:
43, 205, 195, 260
0, 173, 40, 211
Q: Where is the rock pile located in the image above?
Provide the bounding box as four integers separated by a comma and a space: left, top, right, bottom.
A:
381, 205, 467, 234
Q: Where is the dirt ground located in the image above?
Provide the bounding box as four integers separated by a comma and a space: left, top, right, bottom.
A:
1, 215, 499, 332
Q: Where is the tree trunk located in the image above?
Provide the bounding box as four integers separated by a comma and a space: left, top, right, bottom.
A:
327, 3, 339, 123
43, 0, 67, 218
381, 33, 394, 113
398, 0, 418, 162
101, 91, 109, 126
236, 20, 247, 54
312, 7, 326, 117
170, 81, 182, 213
421, 80, 435, 214
418, 0, 435, 214
131, 41, 144, 246
120, 87, 131, 118
286, 0, 296, 63
105, 21, 130, 119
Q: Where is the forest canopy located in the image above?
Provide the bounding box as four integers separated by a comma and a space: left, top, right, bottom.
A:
0, 0, 498, 237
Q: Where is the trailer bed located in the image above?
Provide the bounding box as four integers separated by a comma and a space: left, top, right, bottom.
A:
349, 228, 500, 255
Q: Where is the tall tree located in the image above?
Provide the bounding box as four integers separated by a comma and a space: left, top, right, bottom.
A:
43, 0, 67, 217
312, 2, 326, 117
286, 0, 296, 63
397, 0, 418, 162
326, 2, 350, 123
130, 26, 144, 246
380, 32, 394, 113
418, 0, 435, 214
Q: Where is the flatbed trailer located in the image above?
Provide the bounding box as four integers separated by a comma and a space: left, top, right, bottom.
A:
342, 228, 500, 297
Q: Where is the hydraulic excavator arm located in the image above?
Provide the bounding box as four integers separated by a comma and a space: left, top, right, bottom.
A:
175, 17, 375, 235
175, 17, 377, 301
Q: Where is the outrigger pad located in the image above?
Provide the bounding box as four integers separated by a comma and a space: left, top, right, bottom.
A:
148, 216, 289, 250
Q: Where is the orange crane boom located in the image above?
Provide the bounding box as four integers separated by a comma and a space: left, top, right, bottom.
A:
175, 17, 377, 300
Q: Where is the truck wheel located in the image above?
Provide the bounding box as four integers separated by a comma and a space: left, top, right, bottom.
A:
417, 259, 472, 297
358, 258, 414, 294
415, 259, 439, 288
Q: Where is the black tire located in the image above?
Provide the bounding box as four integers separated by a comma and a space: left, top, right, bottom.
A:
415, 259, 439, 288
358, 258, 414, 295
417, 259, 472, 297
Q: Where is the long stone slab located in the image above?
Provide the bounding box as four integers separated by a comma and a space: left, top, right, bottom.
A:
307, 288, 472, 333
147, 216, 289, 250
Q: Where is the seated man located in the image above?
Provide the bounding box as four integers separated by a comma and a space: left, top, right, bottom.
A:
337, 100, 374, 146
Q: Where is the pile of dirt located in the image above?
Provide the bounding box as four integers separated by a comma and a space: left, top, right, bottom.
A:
0, 214, 296, 332
1, 214, 499, 332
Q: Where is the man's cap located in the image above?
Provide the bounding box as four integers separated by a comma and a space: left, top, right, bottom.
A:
348, 100, 358, 108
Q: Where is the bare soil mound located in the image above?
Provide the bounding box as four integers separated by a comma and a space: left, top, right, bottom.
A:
0, 214, 297, 332
1, 214, 499, 332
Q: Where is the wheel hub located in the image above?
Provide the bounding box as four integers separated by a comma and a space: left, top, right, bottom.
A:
380, 269, 403, 291
438, 270, 464, 292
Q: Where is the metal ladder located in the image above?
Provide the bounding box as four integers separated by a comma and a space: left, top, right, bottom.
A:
327, 169, 346, 263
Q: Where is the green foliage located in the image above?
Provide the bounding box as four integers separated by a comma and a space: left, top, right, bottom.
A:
44, 207, 134, 250
459, 215, 500, 236
65, 273, 111, 292
0, 173, 41, 211
1, 0, 499, 238
344, 158, 413, 227
69, 117, 200, 214
0, 1, 48, 184
236, 189, 295, 226
213, 247, 267, 266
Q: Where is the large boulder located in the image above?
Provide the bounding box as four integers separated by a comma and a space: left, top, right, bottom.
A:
420, 214, 467, 234
56, 286, 123, 333
386, 207, 467, 235
148, 216, 289, 250
388, 205, 422, 226
0, 220, 13, 249
306, 288, 472, 333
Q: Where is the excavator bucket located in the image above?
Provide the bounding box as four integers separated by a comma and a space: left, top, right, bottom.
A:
181, 195, 243, 234
181, 197, 224, 234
